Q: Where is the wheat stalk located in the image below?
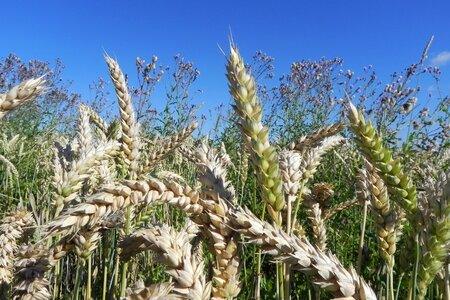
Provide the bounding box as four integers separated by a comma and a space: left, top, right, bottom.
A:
0, 77, 47, 119
358, 162, 398, 270
13, 242, 70, 300
46, 178, 202, 238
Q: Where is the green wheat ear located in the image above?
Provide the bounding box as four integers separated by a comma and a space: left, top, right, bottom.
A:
347, 102, 418, 223
226, 45, 285, 226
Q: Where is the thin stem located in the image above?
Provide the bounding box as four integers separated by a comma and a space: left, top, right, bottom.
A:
412, 233, 420, 300
120, 206, 132, 297
102, 265, 108, 300
444, 262, 450, 300
357, 201, 368, 274
290, 182, 306, 234
73, 263, 82, 300
87, 256, 92, 300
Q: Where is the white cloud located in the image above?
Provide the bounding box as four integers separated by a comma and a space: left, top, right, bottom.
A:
431, 51, 450, 67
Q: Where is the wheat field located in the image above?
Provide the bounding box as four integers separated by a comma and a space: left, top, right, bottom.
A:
0, 42, 448, 300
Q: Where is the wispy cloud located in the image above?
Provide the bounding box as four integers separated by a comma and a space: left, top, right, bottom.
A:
430, 51, 450, 67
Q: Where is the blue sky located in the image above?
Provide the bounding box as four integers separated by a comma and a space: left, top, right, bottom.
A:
1, 0, 450, 121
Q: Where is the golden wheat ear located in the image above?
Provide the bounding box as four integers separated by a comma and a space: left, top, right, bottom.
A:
0, 76, 47, 119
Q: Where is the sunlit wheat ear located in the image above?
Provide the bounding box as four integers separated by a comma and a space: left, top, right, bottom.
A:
226, 45, 284, 226
13, 242, 70, 300
417, 170, 450, 300
79, 103, 108, 133
230, 206, 376, 300
0, 76, 47, 119
322, 197, 359, 220
300, 136, 345, 185
126, 282, 179, 300
309, 203, 327, 251
0, 210, 34, 288
289, 122, 345, 153
140, 121, 198, 175
76, 104, 93, 158
52, 140, 120, 216
46, 178, 202, 239
105, 55, 141, 179
347, 102, 418, 224
181, 142, 241, 299
120, 222, 211, 300
358, 162, 398, 270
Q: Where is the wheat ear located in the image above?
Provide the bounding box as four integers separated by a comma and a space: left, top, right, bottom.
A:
0, 77, 47, 119
77, 104, 93, 158
79, 103, 108, 133
0, 210, 34, 287
126, 282, 179, 300
230, 206, 376, 300
105, 55, 141, 178
226, 45, 284, 226
347, 102, 418, 224
289, 123, 345, 153
323, 197, 359, 220
13, 242, 70, 300
52, 140, 120, 216
140, 121, 198, 175
358, 163, 398, 270
120, 222, 211, 300
182, 142, 241, 299
46, 178, 202, 238
417, 170, 450, 300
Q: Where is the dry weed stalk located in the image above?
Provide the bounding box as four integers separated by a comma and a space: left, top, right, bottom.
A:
226, 45, 284, 225
120, 222, 211, 299
105, 55, 141, 178
0, 77, 47, 119
0, 210, 34, 286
